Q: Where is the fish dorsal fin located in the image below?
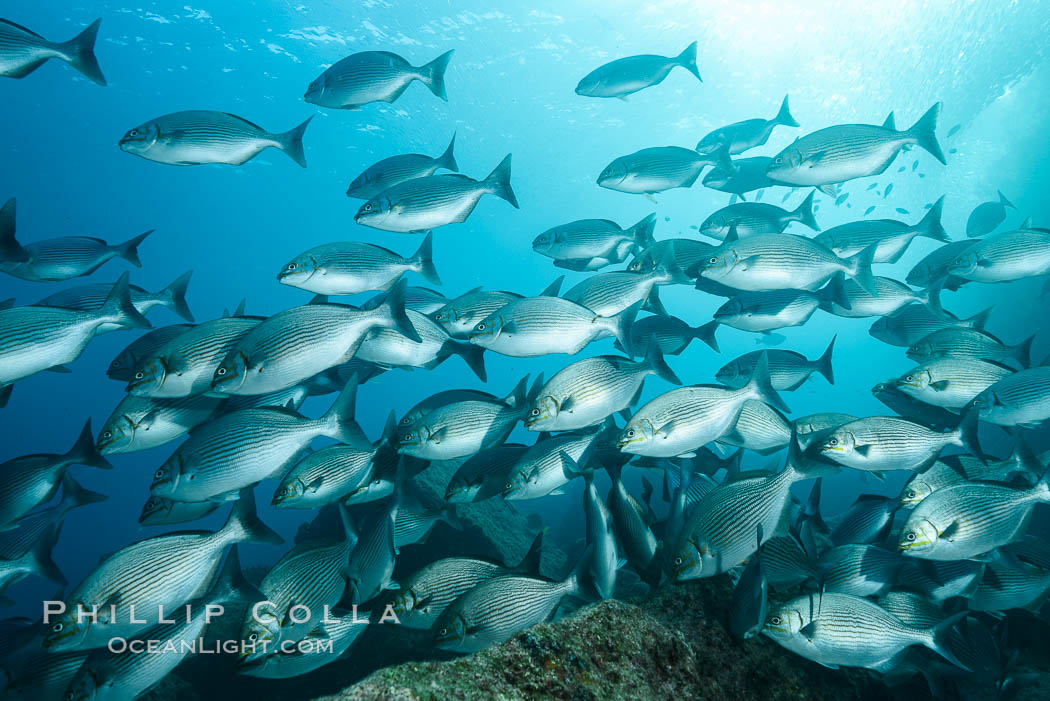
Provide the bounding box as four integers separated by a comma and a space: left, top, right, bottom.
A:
222, 113, 266, 132
1021, 217, 1033, 229
882, 112, 897, 130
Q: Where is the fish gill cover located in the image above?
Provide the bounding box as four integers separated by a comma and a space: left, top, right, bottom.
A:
1, 1, 1050, 700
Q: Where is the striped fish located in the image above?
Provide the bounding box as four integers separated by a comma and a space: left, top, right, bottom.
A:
43, 493, 281, 650
355, 155, 518, 233
526, 345, 680, 432
576, 42, 700, 99
717, 339, 835, 392
906, 239, 979, 289
399, 387, 505, 429
96, 392, 223, 454
0, 474, 104, 560
628, 238, 717, 276
502, 424, 606, 500
150, 382, 361, 503
0, 217, 152, 282
702, 156, 775, 195
347, 134, 458, 200
279, 233, 440, 296
127, 314, 261, 398
346, 499, 399, 604
33, 271, 193, 333
210, 280, 421, 396
730, 524, 768, 640
354, 308, 486, 381
562, 253, 687, 317
138, 495, 220, 526
907, 326, 1034, 367
444, 444, 528, 503
0, 420, 110, 530
107, 323, 194, 382
399, 376, 535, 460
699, 191, 818, 240
0, 649, 91, 701
894, 357, 1013, 410
818, 544, 899, 597
305, 49, 454, 109
901, 445, 1042, 507
898, 476, 1050, 560
895, 559, 983, 603
607, 463, 661, 587
762, 535, 819, 590
431, 288, 522, 340
362, 285, 447, 315
766, 104, 946, 193
533, 213, 656, 271
815, 197, 948, 263
583, 470, 620, 599
973, 366, 1050, 427
240, 609, 369, 678
597, 146, 721, 196
878, 591, 945, 628
968, 561, 1050, 612
947, 224, 1050, 283
716, 400, 791, 455
828, 494, 899, 546
820, 414, 979, 473
613, 313, 718, 356
220, 360, 379, 416
762, 592, 965, 670
869, 302, 990, 348
0, 17, 105, 84
698, 95, 799, 156
793, 412, 856, 450
819, 275, 928, 318
394, 501, 461, 549
119, 111, 312, 167
713, 289, 825, 333
0, 523, 65, 598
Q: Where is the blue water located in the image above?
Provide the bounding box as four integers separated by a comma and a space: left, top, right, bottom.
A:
2, 0, 1050, 681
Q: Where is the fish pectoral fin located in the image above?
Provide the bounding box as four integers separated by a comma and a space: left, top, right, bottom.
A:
939, 521, 960, 542
655, 420, 676, 436
428, 427, 449, 443
501, 320, 519, 334
45, 365, 73, 374
675, 451, 697, 459
616, 96, 629, 102
206, 490, 242, 503
805, 150, 828, 164
559, 396, 575, 413
306, 476, 325, 493
644, 194, 658, 204
854, 443, 873, 457
816, 183, 838, 198
547, 487, 567, 495
799, 620, 821, 641
929, 380, 951, 391
554, 259, 594, 272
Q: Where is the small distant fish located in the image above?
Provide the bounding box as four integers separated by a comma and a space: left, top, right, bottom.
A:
815, 196, 947, 263
716, 339, 835, 391
949, 148, 957, 154
305, 49, 454, 109
781, 192, 792, 203
120, 111, 312, 167
897, 166, 905, 173
575, 42, 700, 99
896, 208, 910, 214
946, 225, 1050, 284
947, 124, 961, 137
32, 271, 193, 331
866, 183, 878, 191
835, 193, 849, 206
696, 95, 798, 155
864, 206, 875, 215
883, 183, 893, 198
0, 18, 106, 85
346, 134, 459, 200
965, 190, 1016, 238
912, 159, 919, 170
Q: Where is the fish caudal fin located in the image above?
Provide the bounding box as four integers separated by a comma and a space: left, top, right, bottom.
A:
378, 278, 422, 342
793, 190, 819, 231
59, 19, 106, 86
276, 116, 313, 168
411, 232, 441, 285
99, 272, 151, 331
954, 409, 983, 463
439, 132, 458, 172
0, 199, 27, 262
924, 611, 971, 671
225, 488, 284, 546
606, 300, 642, 358
630, 213, 658, 251
1016, 334, 1036, 368
323, 375, 366, 444
676, 41, 701, 82
67, 419, 113, 470
816, 335, 836, 385
744, 352, 791, 414
998, 190, 1016, 210
484, 154, 519, 209
22, 524, 67, 586
117, 229, 153, 268
420, 49, 455, 101
775, 94, 799, 127
918, 196, 949, 242
845, 244, 878, 297
60, 473, 107, 510
452, 342, 487, 382
907, 102, 946, 165
694, 320, 720, 353
162, 270, 195, 322
643, 342, 681, 385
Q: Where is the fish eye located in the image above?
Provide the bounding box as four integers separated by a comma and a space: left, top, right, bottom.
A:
906, 532, 916, 541
248, 633, 258, 641
286, 263, 297, 270
102, 431, 112, 439
364, 204, 373, 211
774, 157, 781, 164
627, 429, 635, 437
905, 376, 913, 382
154, 469, 165, 479
906, 491, 915, 499
477, 323, 486, 331
530, 409, 540, 416
216, 367, 227, 376
673, 557, 682, 566
402, 434, 411, 441
52, 623, 64, 632
134, 371, 144, 379
129, 129, 139, 137
439, 628, 447, 636
771, 616, 781, 625
146, 499, 156, 508
708, 257, 717, 263
828, 438, 837, 445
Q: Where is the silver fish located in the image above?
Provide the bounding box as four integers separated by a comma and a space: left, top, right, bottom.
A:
240, 609, 369, 679
355, 155, 517, 233
347, 134, 458, 200
702, 156, 775, 196
607, 463, 661, 587
972, 366, 1050, 427
716, 338, 835, 391
96, 393, 224, 454
946, 223, 1050, 283
815, 197, 948, 263
107, 324, 194, 382
794, 412, 856, 451
818, 544, 899, 597
363, 285, 447, 315
119, 111, 312, 167
0, 17, 105, 84
818, 275, 927, 318
0, 219, 151, 282
965, 190, 1015, 238
820, 413, 979, 473
502, 425, 606, 500
906, 238, 979, 290
697, 95, 798, 156
278, 232, 440, 296
907, 326, 1034, 367
712, 288, 824, 333
346, 499, 399, 604
575, 42, 700, 98
33, 271, 193, 332
137, 496, 220, 526
869, 302, 990, 348
582, 471, 620, 599
394, 499, 461, 549
0, 524, 65, 598
305, 49, 454, 109
613, 313, 718, 356
969, 561, 1050, 612
628, 238, 718, 276
0, 474, 105, 561
532, 213, 656, 271
894, 357, 1013, 410
354, 308, 486, 381
562, 253, 687, 317
444, 444, 528, 503
899, 445, 1041, 508
597, 146, 720, 196
699, 191, 818, 240
431, 288, 522, 340
716, 400, 791, 455
399, 387, 509, 428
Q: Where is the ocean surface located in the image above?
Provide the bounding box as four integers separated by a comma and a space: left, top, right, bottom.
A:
2, 0, 1050, 697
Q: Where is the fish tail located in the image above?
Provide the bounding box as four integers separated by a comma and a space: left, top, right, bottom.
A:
410, 231, 441, 285
59, 473, 107, 510
774, 94, 799, 127
630, 213, 658, 251
907, 102, 946, 165
207, 546, 260, 607
322, 376, 365, 444
377, 278, 422, 342
816, 335, 836, 385
116, 229, 153, 268
605, 300, 642, 358
744, 351, 791, 414
793, 190, 819, 231
924, 611, 971, 671
692, 320, 720, 353
844, 243, 878, 297
676, 41, 701, 82
67, 419, 113, 470
1015, 334, 1036, 368
224, 488, 283, 546
451, 341, 487, 382
525, 372, 546, 408
0, 198, 27, 262
643, 342, 682, 385
818, 272, 850, 312
276, 116, 312, 168
0, 384, 13, 409
98, 272, 151, 331
953, 408, 983, 462
502, 374, 531, 408
438, 132, 458, 172
998, 190, 1016, 210
420, 49, 455, 101
917, 195, 949, 242
21, 524, 67, 586
58, 18, 106, 86
483, 154, 519, 208
966, 306, 993, 332
161, 270, 195, 322
514, 529, 546, 576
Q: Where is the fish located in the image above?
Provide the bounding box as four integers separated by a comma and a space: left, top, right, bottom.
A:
946, 223, 1050, 283
968, 561, 1050, 612
696, 95, 799, 156
561, 252, 687, 317
711, 288, 826, 333
835, 193, 849, 205
43, 492, 281, 650
364, 285, 447, 315
613, 313, 719, 356
0, 648, 91, 700
526, 345, 680, 432
346, 134, 458, 200
869, 301, 991, 348
138, 495, 221, 526
898, 475, 1050, 561
864, 205, 876, 215
305, 49, 454, 109
0, 473, 105, 561
0, 17, 105, 84
907, 326, 1034, 367
239, 609, 369, 679
883, 183, 893, 198
606, 463, 661, 586
793, 412, 857, 451
766, 105, 945, 194
618, 353, 789, 458
900, 442, 1042, 507
32, 271, 193, 330
699, 191, 818, 240
354, 308, 486, 381
818, 544, 899, 597
346, 497, 400, 604
702, 156, 776, 196
628, 238, 718, 277
150, 382, 361, 503
730, 525, 768, 640
905, 239, 979, 290
119, 111, 312, 167
948, 124, 961, 137
107, 323, 194, 382
0, 524, 65, 598
0, 273, 150, 392
971, 366, 1050, 427
819, 412, 980, 473
870, 382, 959, 431
219, 360, 381, 415
762, 592, 966, 670
355, 155, 518, 232
716, 400, 791, 456
818, 275, 927, 318
278, 232, 440, 296
431, 288, 523, 340
394, 497, 462, 549
582, 470, 621, 599
813, 196, 948, 263
827, 494, 899, 547
598, 146, 723, 196
96, 392, 224, 454
398, 387, 509, 428
966, 190, 1016, 238
716, 338, 835, 391
444, 444, 529, 503
893, 358, 1013, 410
210, 281, 420, 396
575, 41, 700, 98
532, 213, 657, 271
502, 424, 608, 500
690, 232, 877, 297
